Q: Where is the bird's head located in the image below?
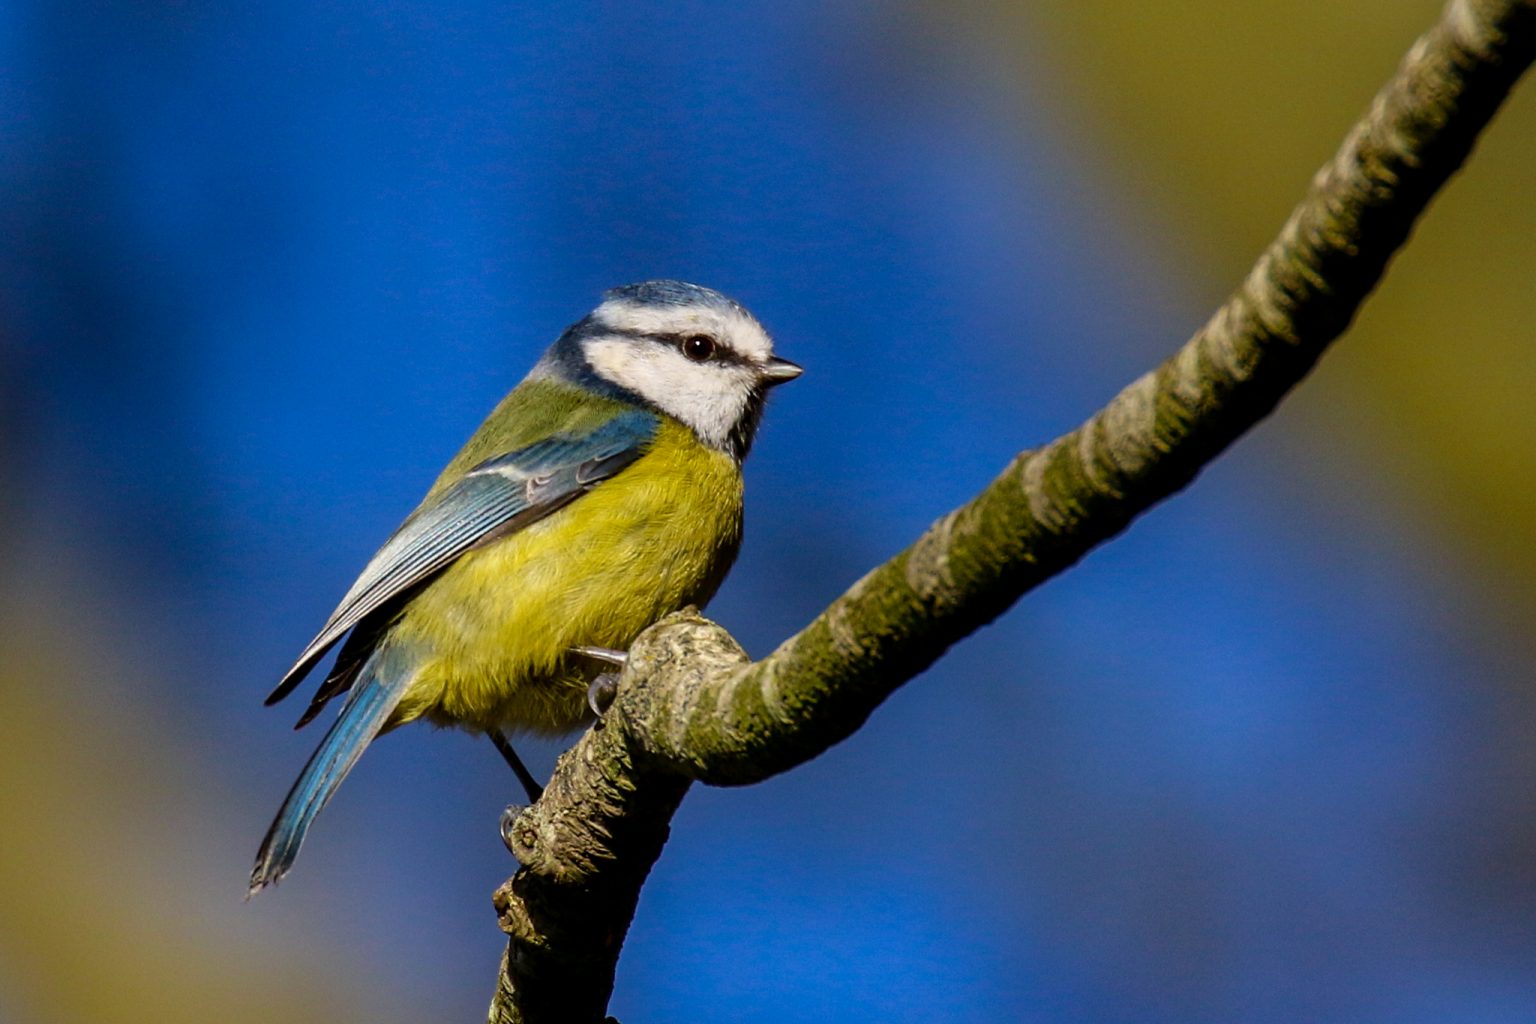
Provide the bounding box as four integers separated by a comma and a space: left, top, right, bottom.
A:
543, 280, 801, 461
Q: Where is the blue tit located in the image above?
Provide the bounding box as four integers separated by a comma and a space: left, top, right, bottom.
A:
251, 280, 800, 894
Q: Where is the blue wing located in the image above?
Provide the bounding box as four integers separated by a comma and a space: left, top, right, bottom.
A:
264, 407, 659, 711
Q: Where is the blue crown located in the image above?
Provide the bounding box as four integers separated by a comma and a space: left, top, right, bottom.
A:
603, 279, 741, 313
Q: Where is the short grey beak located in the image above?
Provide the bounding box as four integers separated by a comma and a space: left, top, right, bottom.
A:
761, 356, 803, 385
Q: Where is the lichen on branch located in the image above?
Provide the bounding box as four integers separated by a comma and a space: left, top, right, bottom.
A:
490, 1, 1536, 1020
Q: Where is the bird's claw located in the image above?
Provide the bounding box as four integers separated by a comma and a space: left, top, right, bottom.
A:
574, 646, 626, 718
587, 672, 620, 717
500, 804, 526, 855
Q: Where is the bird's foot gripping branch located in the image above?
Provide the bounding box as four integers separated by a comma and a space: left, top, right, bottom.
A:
493, 611, 743, 1024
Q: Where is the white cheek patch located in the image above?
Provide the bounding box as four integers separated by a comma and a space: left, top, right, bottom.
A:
583, 336, 752, 452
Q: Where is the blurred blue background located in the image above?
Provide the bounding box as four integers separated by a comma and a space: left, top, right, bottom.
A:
3, 1, 1535, 1022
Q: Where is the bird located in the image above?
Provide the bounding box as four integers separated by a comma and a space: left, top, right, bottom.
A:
250, 280, 801, 895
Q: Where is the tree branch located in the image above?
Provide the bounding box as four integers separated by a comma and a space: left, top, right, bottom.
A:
490, 1, 1536, 1020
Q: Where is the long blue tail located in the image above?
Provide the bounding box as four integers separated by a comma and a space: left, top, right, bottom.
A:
249, 647, 411, 896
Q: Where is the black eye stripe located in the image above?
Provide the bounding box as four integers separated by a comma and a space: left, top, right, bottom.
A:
601, 326, 754, 368
665, 332, 752, 367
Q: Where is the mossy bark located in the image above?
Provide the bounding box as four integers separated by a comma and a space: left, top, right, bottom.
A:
490, 1, 1536, 1020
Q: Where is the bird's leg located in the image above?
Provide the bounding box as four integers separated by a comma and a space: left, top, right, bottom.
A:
572, 645, 628, 666
488, 728, 543, 803
573, 646, 628, 718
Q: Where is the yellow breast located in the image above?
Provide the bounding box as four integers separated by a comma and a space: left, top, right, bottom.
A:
386, 417, 743, 734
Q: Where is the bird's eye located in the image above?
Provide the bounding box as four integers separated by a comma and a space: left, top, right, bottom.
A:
681, 334, 716, 362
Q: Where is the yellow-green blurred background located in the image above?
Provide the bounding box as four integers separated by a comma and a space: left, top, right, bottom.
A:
2, 2, 1533, 1021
